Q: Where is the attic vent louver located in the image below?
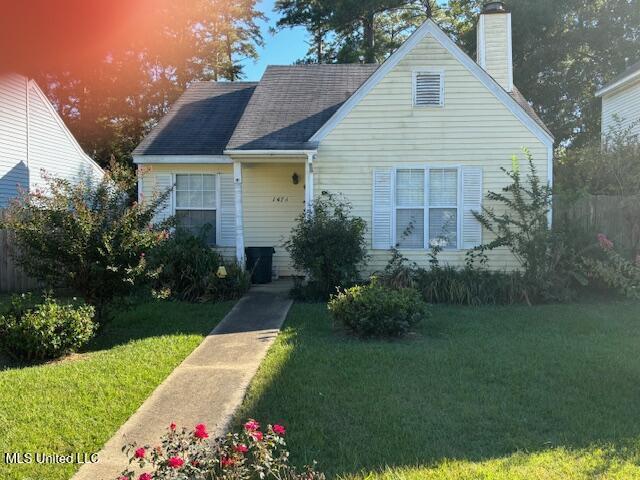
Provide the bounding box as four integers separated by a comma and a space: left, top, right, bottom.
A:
413, 71, 444, 107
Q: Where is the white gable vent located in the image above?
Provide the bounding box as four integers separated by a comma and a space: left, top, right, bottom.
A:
413, 71, 444, 107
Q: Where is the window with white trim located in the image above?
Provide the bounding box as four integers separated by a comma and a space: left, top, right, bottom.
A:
413, 71, 444, 107
175, 174, 217, 245
395, 167, 459, 249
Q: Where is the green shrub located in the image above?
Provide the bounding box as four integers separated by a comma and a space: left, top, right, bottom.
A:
285, 193, 368, 300
474, 150, 575, 303
328, 281, 429, 338
0, 161, 169, 321
202, 262, 251, 302
151, 229, 250, 302
0, 294, 96, 360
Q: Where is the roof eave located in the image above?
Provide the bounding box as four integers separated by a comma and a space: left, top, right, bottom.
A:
596, 70, 640, 97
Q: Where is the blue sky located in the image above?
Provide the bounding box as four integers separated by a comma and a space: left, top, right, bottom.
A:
240, 0, 308, 81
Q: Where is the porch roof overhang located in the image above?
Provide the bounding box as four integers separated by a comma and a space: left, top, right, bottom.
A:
224, 148, 317, 163
133, 154, 232, 164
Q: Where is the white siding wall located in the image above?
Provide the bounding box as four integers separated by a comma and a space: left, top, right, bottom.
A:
316, 34, 549, 273
0, 74, 29, 206
601, 79, 640, 140
27, 82, 102, 191
0, 74, 102, 207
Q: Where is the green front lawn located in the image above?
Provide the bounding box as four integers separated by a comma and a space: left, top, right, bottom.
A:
0, 300, 233, 480
236, 302, 640, 479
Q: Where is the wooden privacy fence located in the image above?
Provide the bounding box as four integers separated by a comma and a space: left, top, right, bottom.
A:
553, 194, 640, 254
0, 209, 40, 293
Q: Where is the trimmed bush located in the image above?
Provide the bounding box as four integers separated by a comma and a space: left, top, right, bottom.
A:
0, 294, 96, 360
328, 281, 429, 338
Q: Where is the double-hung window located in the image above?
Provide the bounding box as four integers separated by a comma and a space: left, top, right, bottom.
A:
395, 167, 459, 249
175, 174, 217, 245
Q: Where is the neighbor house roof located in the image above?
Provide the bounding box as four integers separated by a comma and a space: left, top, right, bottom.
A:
226, 64, 379, 151
596, 60, 640, 98
133, 82, 257, 156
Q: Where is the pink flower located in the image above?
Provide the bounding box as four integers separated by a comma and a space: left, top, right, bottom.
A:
194, 423, 209, 439
134, 447, 146, 459
234, 444, 249, 454
273, 424, 286, 436
244, 420, 260, 432
597, 233, 614, 251
169, 422, 176, 431
221, 456, 235, 468
139, 474, 152, 480
168, 457, 184, 468
251, 431, 264, 442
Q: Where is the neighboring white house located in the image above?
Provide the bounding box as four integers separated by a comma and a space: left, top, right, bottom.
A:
133, 1, 554, 275
596, 60, 640, 141
0, 73, 103, 207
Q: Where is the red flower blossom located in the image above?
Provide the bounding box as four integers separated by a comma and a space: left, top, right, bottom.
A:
273, 424, 286, 436
597, 233, 614, 251
169, 422, 176, 431
139, 474, 152, 480
194, 423, 209, 439
134, 447, 146, 459
191, 460, 200, 467
251, 431, 264, 442
221, 456, 235, 467
244, 420, 260, 432
168, 457, 184, 468
234, 444, 249, 454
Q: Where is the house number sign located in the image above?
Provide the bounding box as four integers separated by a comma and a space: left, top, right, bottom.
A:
273, 196, 289, 203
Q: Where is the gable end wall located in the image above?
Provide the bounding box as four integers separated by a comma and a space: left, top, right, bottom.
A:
316, 34, 549, 272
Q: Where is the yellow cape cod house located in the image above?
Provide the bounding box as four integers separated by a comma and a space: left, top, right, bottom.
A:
133, 1, 554, 277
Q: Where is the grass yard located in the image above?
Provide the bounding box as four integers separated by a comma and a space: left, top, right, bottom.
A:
236, 301, 640, 479
0, 299, 233, 480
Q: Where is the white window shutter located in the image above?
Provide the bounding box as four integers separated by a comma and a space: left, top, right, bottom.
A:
218, 173, 235, 246
153, 173, 173, 225
372, 168, 394, 249
461, 167, 483, 249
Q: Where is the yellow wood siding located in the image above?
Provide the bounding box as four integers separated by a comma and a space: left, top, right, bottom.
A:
241, 162, 304, 276
601, 79, 640, 139
138, 164, 236, 260
316, 34, 549, 273
138, 162, 305, 275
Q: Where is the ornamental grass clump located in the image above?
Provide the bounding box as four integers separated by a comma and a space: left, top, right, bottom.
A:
118, 420, 324, 480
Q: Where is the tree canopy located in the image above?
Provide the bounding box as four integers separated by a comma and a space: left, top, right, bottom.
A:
34, 0, 265, 167
276, 0, 640, 148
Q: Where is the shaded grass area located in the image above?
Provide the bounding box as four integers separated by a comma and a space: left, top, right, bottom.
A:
0, 300, 233, 480
236, 302, 640, 479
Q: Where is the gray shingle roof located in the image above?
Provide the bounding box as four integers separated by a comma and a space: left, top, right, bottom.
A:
509, 87, 552, 136
226, 64, 379, 150
134, 62, 552, 155
133, 82, 257, 156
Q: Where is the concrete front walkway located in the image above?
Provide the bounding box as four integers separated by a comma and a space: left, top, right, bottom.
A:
73, 280, 293, 480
